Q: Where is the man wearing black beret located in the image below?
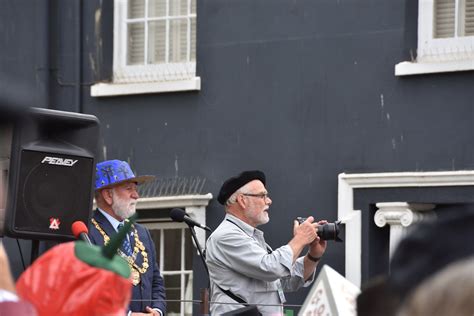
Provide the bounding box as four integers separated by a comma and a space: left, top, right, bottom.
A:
206, 170, 328, 315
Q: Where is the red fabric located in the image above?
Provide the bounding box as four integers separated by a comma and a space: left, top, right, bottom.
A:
16, 242, 132, 316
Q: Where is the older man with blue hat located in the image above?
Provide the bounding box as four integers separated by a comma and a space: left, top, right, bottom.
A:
88, 160, 166, 316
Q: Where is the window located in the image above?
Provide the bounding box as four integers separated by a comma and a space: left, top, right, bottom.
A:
133, 193, 212, 315
145, 222, 194, 316
91, 0, 200, 96
395, 0, 474, 76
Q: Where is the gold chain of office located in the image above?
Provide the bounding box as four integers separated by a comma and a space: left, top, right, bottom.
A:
91, 218, 149, 278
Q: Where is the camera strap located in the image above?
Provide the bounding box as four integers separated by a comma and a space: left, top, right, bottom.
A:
214, 219, 268, 314
216, 284, 263, 315
217, 284, 248, 305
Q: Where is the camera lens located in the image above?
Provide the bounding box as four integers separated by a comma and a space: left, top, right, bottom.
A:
317, 222, 342, 242
296, 217, 343, 242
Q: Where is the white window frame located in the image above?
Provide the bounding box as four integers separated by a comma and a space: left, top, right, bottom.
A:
136, 193, 212, 315
137, 194, 212, 248
143, 222, 194, 316
91, 0, 200, 97
395, 0, 474, 76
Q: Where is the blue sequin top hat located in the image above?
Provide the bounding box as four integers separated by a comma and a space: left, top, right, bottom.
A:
95, 160, 155, 190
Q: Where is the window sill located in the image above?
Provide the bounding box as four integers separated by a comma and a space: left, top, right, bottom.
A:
90, 77, 201, 97
395, 59, 474, 76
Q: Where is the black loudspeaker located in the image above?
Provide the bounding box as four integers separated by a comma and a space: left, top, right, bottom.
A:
3, 108, 99, 241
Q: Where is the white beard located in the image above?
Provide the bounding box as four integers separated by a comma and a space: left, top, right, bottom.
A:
247, 206, 270, 227
111, 191, 137, 220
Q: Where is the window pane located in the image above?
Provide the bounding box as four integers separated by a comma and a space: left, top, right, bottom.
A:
434, 0, 455, 38
190, 17, 196, 62
170, 0, 187, 16
148, 21, 166, 64
149, 229, 161, 260
191, 0, 196, 15
465, 0, 474, 36
183, 274, 193, 316
148, 0, 166, 17
164, 229, 182, 270
128, 0, 145, 19
170, 18, 188, 62
127, 23, 145, 65
164, 274, 181, 314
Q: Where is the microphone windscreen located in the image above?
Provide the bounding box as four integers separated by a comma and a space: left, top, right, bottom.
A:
71, 221, 89, 238
170, 208, 186, 222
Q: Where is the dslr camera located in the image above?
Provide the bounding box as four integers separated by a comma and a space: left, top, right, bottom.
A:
296, 217, 342, 242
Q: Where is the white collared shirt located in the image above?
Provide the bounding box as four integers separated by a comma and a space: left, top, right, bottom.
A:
97, 208, 134, 242
97, 208, 123, 232
206, 214, 315, 315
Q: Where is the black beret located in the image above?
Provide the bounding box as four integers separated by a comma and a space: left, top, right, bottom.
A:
217, 170, 266, 205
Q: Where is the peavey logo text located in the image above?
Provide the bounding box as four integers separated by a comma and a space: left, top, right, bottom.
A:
41, 156, 78, 167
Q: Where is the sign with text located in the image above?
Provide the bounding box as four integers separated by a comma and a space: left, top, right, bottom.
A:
298, 265, 360, 316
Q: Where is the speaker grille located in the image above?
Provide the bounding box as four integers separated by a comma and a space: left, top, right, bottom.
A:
12, 150, 93, 239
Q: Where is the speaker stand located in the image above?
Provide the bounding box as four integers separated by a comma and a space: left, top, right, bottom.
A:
30, 240, 40, 264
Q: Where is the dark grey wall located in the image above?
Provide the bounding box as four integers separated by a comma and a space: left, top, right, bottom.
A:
2, 0, 474, 312
0, 0, 49, 109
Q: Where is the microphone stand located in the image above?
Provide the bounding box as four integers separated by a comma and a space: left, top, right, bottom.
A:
188, 225, 209, 279
188, 225, 210, 315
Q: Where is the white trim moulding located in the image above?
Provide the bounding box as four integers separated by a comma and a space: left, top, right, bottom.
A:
93, 193, 213, 211
395, 60, 474, 76
136, 193, 213, 210
338, 170, 474, 287
91, 77, 201, 97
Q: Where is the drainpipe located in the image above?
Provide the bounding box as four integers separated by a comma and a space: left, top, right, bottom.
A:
37, 0, 50, 109
76, 0, 83, 113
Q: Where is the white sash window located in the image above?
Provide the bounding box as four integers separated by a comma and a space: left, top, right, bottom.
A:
136, 194, 212, 315
395, 0, 474, 76
92, 0, 200, 96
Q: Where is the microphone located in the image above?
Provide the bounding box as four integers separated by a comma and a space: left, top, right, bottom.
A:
170, 208, 211, 232
71, 221, 92, 245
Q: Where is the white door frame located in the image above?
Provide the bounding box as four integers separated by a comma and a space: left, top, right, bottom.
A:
338, 170, 474, 287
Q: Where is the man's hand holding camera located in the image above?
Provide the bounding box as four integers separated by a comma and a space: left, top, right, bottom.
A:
293, 218, 329, 280
289, 216, 318, 262
294, 216, 319, 243
309, 220, 328, 260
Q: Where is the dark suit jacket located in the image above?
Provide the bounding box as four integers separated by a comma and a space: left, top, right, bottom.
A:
88, 210, 167, 314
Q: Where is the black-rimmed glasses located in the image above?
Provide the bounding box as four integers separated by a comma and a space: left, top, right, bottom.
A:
242, 193, 270, 200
